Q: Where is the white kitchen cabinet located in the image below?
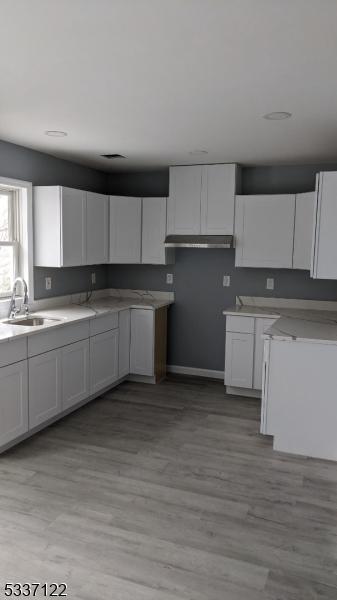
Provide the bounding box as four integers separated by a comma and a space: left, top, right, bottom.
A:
0, 360, 28, 447
86, 192, 109, 264
225, 331, 254, 388
201, 164, 237, 235
62, 339, 90, 411
118, 309, 130, 378
142, 197, 174, 264
293, 192, 315, 270
90, 329, 119, 393
167, 165, 203, 235
130, 309, 154, 376
311, 171, 337, 279
34, 186, 86, 267
29, 349, 62, 428
253, 317, 278, 390
109, 196, 142, 263
235, 194, 296, 268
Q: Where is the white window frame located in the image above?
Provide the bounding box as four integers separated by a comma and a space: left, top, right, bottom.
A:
0, 177, 33, 312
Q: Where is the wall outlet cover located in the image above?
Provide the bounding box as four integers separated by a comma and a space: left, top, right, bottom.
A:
166, 273, 174, 285
45, 277, 52, 290
266, 278, 274, 290
223, 275, 231, 287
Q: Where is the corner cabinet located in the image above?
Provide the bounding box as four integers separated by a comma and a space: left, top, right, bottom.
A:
167, 163, 239, 236
311, 171, 337, 279
34, 186, 108, 267
109, 196, 142, 263
130, 307, 168, 382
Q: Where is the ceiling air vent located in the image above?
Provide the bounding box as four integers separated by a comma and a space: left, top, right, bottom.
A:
101, 154, 125, 159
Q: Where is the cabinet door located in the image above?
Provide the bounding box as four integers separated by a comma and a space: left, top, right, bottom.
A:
29, 349, 62, 428
62, 339, 90, 410
0, 360, 28, 447
142, 197, 167, 264
235, 194, 295, 268
311, 172, 337, 279
225, 332, 254, 389
201, 164, 236, 235
167, 166, 202, 235
130, 309, 154, 376
253, 318, 278, 390
90, 329, 119, 394
109, 196, 141, 263
118, 309, 130, 378
61, 187, 86, 266
293, 192, 315, 270
86, 192, 109, 264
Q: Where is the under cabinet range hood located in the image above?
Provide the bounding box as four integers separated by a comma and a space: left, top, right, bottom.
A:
164, 234, 234, 249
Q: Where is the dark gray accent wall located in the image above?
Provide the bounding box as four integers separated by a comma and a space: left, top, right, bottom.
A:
34, 265, 108, 300
107, 163, 337, 371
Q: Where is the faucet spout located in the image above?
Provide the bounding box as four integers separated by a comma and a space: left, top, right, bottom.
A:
8, 277, 29, 319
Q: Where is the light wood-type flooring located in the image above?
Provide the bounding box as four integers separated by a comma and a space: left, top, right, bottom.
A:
1, 375, 337, 599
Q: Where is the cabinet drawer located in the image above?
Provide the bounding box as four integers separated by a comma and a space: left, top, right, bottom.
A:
89, 312, 119, 337
0, 337, 27, 368
28, 321, 90, 357
226, 315, 255, 334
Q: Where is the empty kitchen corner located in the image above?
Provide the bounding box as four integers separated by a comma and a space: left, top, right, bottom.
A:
1, 2, 337, 599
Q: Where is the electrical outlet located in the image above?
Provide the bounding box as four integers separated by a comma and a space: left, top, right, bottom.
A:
45, 277, 52, 291
166, 273, 173, 285
266, 278, 274, 290
223, 275, 231, 287
91, 272, 96, 285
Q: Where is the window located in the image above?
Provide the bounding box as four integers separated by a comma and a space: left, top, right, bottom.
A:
0, 188, 19, 297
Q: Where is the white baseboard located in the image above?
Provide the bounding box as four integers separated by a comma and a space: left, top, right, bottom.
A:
167, 365, 224, 380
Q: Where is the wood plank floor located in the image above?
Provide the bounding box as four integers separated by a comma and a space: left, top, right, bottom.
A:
1, 375, 337, 599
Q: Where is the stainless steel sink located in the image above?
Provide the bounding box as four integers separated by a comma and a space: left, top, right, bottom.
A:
3, 316, 60, 327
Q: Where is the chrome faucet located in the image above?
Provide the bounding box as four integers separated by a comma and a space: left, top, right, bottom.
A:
8, 277, 29, 319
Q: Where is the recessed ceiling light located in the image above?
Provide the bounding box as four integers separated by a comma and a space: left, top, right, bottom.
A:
189, 149, 208, 155
101, 154, 125, 159
45, 130, 68, 137
263, 112, 292, 120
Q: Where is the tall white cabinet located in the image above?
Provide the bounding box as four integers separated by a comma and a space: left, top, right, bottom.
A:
311, 171, 337, 279
167, 163, 239, 236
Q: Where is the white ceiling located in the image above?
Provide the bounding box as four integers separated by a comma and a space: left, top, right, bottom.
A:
1, 0, 337, 171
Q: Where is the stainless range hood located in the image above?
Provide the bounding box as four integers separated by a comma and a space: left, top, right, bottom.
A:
164, 234, 234, 249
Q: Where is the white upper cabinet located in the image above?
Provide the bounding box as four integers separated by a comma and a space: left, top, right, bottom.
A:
167, 164, 238, 236
167, 165, 203, 235
86, 192, 109, 264
142, 197, 174, 265
201, 164, 238, 235
235, 194, 296, 268
311, 172, 337, 279
293, 192, 315, 270
34, 186, 107, 267
109, 196, 142, 263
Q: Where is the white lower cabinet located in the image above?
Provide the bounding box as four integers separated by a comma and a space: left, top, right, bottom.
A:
29, 349, 62, 428
62, 339, 90, 410
118, 309, 130, 378
253, 318, 278, 390
90, 329, 119, 393
0, 360, 28, 446
130, 309, 154, 376
225, 332, 254, 388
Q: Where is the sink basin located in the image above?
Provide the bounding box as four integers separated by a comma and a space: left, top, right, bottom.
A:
3, 316, 60, 327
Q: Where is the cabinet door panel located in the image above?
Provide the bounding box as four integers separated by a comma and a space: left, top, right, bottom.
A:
293, 192, 315, 270
253, 318, 278, 390
201, 164, 236, 235
142, 197, 167, 264
225, 332, 254, 389
29, 349, 62, 428
61, 187, 86, 266
167, 166, 202, 235
0, 360, 28, 447
235, 194, 295, 268
130, 309, 154, 376
311, 172, 337, 279
90, 329, 119, 394
109, 196, 141, 263
62, 339, 90, 410
118, 309, 130, 378
86, 192, 108, 264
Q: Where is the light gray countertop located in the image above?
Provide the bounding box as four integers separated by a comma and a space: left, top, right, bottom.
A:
223, 302, 337, 345
0, 296, 173, 345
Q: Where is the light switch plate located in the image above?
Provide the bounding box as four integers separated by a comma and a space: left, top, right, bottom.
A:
266, 278, 274, 290
45, 277, 52, 290
166, 273, 173, 285
223, 275, 231, 287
